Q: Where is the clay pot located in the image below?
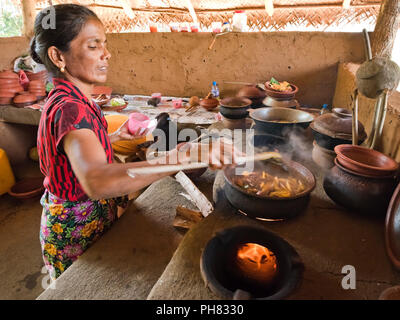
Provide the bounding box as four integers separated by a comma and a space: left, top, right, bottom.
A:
200, 98, 219, 110
310, 108, 367, 150
335, 144, 399, 177
0, 70, 19, 80
8, 177, 44, 200
26, 70, 48, 82
13, 93, 37, 108
0, 89, 18, 97
219, 97, 252, 119
0, 97, 13, 105
0, 78, 19, 85
264, 81, 298, 100
323, 158, 398, 216
92, 86, 112, 96
312, 140, 336, 169
236, 85, 266, 107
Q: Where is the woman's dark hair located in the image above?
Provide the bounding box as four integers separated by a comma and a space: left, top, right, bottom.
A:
30, 4, 100, 74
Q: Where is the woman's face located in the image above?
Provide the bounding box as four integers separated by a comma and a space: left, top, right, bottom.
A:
63, 18, 111, 84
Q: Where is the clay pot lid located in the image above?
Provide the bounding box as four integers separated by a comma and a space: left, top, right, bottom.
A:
237, 85, 266, 99
385, 182, 400, 271
334, 144, 399, 176
311, 108, 366, 140
13, 93, 37, 104
0, 70, 19, 79
220, 97, 252, 108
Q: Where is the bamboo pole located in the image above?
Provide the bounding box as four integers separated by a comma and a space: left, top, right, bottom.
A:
21, 0, 36, 38
371, 0, 400, 58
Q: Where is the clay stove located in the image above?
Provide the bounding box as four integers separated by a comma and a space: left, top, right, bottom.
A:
200, 226, 303, 300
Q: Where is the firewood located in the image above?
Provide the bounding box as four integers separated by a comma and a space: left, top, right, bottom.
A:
176, 206, 203, 223
175, 171, 214, 217
173, 216, 195, 232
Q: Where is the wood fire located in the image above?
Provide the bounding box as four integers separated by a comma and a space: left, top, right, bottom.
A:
235, 243, 278, 284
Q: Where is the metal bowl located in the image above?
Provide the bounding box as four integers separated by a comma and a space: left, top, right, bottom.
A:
250, 107, 314, 137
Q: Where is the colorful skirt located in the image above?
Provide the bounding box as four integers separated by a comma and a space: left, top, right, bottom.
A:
39, 190, 129, 280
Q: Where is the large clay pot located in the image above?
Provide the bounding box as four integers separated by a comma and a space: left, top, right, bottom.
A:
323, 158, 398, 216
310, 108, 367, 150
236, 85, 266, 108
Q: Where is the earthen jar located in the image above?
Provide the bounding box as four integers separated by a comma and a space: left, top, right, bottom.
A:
323, 158, 398, 216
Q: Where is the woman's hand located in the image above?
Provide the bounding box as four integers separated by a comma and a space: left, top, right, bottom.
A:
175, 139, 244, 170
109, 119, 150, 143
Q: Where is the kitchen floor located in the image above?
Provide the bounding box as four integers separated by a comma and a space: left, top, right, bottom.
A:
0, 193, 46, 299
0, 160, 46, 300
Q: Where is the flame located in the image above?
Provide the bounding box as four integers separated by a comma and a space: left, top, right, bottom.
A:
237, 243, 277, 270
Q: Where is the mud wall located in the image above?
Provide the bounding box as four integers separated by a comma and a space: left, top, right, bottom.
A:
0, 32, 365, 107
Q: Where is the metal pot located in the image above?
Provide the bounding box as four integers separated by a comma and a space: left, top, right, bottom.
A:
250, 107, 314, 137
223, 161, 316, 220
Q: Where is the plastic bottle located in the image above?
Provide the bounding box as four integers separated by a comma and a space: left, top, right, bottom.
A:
211, 81, 220, 98
320, 104, 330, 115
232, 10, 247, 32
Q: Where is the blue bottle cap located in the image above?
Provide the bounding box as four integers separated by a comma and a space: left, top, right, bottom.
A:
212, 81, 217, 86
322, 104, 328, 108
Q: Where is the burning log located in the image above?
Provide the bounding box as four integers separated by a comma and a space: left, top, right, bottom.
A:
235, 243, 278, 286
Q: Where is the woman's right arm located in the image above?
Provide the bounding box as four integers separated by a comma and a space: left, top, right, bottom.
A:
63, 128, 240, 200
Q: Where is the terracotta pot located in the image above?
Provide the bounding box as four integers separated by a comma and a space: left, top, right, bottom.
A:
0, 89, 17, 97
310, 108, 367, 150
236, 85, 266, 107
0, 78, 19, 85
323, 158, 398, 216
92, 86, 112, 96
0, 96, 13, 105
335, 144, 399, 177
8, 177, 44, 200
265, 81, 298, 100
200, 98, 219, 110
0, 70, 19, 79
13, 93, 37, 107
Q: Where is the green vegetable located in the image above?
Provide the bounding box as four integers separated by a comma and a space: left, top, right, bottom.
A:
270, 77, 280, 85
110, 98, 126, 107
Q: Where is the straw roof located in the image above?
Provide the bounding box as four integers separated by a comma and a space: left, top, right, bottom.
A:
26, 0, 382, 32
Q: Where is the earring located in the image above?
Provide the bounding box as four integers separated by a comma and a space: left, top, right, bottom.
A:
60, 66, 65, 73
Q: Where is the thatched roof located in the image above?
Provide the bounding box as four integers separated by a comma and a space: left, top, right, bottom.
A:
26, 0, 382, 32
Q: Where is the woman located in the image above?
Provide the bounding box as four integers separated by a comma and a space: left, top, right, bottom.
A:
32, 4, 240, 280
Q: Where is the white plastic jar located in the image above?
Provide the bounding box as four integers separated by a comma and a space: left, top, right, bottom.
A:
232, 10, 247, 32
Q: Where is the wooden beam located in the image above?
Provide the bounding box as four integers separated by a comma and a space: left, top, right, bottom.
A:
371, 0, 400, 58
87, 2, 381, 14
21, 0, 36, 38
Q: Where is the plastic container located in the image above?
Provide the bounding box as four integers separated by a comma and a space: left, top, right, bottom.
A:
232, 10, 247, 32
0, 148, 15, 195
128, 112, 157, 136
211, 81, 220, 98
